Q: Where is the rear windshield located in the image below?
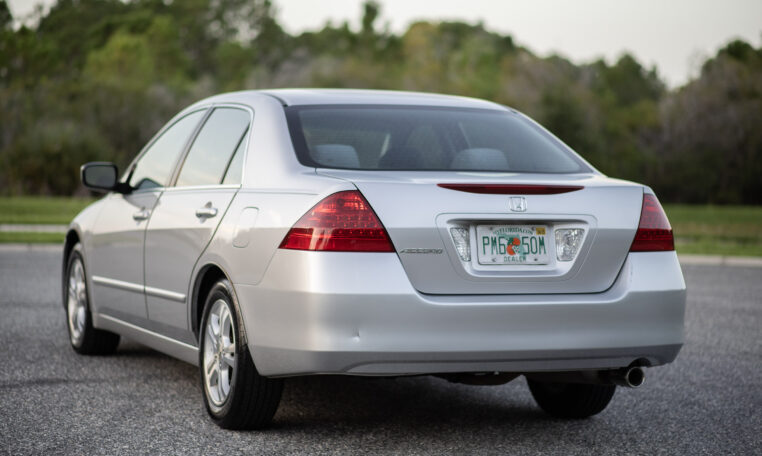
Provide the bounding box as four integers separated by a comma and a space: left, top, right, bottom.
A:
285, 105, 590, 173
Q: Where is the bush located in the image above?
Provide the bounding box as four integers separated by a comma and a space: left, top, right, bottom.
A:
3, 121, 111, 195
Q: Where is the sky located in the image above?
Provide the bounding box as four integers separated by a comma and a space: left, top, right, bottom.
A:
7, 0, 762, 87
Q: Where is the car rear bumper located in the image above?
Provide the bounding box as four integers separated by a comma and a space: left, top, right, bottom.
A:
236, 251, 686, 377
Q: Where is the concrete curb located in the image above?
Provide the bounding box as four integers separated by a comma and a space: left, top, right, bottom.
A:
678, 254, 762, 268
0, 243, 62, 252
1, 243, 761, 267
0, 224, 68, 233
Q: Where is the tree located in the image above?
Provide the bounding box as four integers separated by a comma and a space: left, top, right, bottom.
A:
0, 1, 759, 202
656, 40, 762, 203
0, 1, 11, 29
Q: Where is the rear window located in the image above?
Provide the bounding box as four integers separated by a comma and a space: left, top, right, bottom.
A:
285, 105, 590, 173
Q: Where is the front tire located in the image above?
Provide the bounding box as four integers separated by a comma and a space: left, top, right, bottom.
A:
527, 377, 616, 418
64, 243, 120, 355
199, 279, 283, 430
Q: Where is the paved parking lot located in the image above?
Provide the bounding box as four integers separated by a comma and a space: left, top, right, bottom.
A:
1, 247, 760, 455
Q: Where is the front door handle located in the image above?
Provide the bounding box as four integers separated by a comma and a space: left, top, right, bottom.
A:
132, 208, 150, 221
195, 205, 218, 219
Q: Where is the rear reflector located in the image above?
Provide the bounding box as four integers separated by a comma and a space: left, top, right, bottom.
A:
437, 184, 583, 195
630, 194, 674, 252
279, 190, 394, 252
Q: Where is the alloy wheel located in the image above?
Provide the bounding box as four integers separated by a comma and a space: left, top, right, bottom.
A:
67, 258, 87, 345
203, 299, 237, 407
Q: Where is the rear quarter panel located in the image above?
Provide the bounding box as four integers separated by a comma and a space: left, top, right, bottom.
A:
199, 180, 354, 289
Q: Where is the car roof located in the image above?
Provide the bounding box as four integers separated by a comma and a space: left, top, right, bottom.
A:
201, 89, 508, 110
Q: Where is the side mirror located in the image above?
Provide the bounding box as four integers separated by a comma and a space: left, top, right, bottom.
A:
81, 162, 130, 194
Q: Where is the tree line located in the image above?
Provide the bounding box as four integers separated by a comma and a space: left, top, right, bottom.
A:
1, 0, 760, 203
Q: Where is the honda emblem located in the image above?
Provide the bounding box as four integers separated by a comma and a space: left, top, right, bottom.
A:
508, 196, 527, 212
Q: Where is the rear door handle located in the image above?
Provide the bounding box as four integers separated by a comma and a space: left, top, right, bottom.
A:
132, 208, 150, 221
195, 205, 218, 219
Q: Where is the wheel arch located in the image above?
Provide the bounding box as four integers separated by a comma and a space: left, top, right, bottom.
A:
62, 229, 81, 308
191, 263, 246, 346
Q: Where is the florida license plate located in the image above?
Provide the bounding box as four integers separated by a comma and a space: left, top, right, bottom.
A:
476, 225, 550, 265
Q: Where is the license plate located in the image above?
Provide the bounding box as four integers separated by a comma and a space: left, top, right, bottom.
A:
476, 225, 550, 265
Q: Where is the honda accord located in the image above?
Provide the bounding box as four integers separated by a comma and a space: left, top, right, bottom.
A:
64, 89, 686, 429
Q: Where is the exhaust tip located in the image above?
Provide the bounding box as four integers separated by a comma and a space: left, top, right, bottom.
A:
625, 367, 645, 388
602, 366, 646, 388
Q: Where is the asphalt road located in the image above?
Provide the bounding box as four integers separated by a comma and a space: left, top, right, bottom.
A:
1, 248, 760, 455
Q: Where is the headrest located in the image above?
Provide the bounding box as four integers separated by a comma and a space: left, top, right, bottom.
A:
450, 148, 509, 170
312, 144, 361, 168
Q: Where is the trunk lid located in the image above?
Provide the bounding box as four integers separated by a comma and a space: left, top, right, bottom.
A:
318, 169, 643, 295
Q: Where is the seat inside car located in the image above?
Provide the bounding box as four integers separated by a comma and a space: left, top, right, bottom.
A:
312, 144, 361, 168
450, 148, 510, 170
378, 145, 426, 169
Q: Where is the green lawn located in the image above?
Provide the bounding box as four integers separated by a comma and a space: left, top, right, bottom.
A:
0, 197, 760, 256
664, 204, 762, 257
0, 196, 94, 225
0, 232, 65, 243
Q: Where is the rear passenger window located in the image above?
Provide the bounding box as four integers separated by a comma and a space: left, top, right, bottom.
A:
222, 130, 247, 185
175, 108, 250, 187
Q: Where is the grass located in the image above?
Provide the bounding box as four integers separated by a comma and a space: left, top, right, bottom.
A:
0, 231, 65, 243
0, 197, 760, 256
0, 196, 94, 225
664, 204, 762, 257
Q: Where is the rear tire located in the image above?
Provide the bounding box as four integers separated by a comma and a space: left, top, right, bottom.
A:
64, 243, 120, 355
527, 377, 616, 418
199, 279, 283, 430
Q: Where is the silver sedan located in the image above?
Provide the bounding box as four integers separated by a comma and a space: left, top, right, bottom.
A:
64, 89, 686, 429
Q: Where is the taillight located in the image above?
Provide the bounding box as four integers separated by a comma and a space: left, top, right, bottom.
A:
279, 190, 394, 252
630, 194, 674, 252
